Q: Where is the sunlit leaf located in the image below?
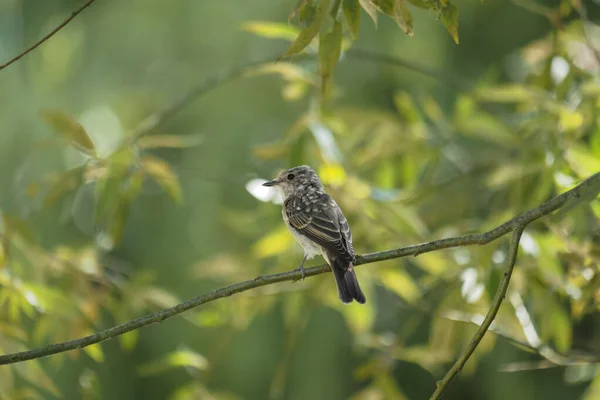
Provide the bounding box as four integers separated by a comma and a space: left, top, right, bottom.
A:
283, 81, 310, 101
84, 341, 105, 363
40, 110, 96, 155
137, 134, 204, 149
138, 349, 208, 377
474, 85, 541, 103
282, 0, 329, 57
440, 2, 459, 44
550, 305, 572, 353
318, 163, 347, 186
392, 0, 413, 36
343, 0, 361, 39
141, 156, 183, 203
252, 226, 294, 258
380, 269, 420, 303
559, 109, 584, 132
565, 145, 600, 178
242, 21, 300, 42
359, 0, 378, 26
246, 62, 312, 83
582, 372, 600, 400
119, 330, 139, 352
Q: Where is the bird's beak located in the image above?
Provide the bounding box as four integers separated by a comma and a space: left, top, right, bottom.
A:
262, 180, 277, 187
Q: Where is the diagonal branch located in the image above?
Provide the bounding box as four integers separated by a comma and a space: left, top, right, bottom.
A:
0, 0, 97, 71
430, 227, 524, 400
0, 172, 597, 366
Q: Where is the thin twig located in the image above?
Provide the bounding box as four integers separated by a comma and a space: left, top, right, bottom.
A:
129, 56, 279, 139
430, 227, 524, 400
0, 172, 597, 366
0, 0, 97, 71
345, 49, 471, 92
129, 49, 467, 139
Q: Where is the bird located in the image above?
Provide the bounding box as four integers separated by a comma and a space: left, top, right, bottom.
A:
262, 165, 366, 304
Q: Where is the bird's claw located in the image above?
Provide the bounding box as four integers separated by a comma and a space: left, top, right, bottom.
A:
294, 265, 306, 281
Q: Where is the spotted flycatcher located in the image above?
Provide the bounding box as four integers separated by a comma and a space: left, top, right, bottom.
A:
263, 165, 366, 304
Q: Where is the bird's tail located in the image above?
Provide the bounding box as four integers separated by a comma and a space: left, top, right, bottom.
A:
331, 258, 366, 304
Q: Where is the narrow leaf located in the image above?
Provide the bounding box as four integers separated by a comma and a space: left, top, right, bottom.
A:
138, 350, 209, 377
359, 0, 378, 26
40, 110, 96, 155
371, 0, 395, 14
441, 2, 459, 44
392, 0, 413, 36
407, 0, 436, 9
289, 0, 311, 22
141, 156, 183, 203
343, 0, 361, 39
319, 19, 343, 92
242, 21, 300, 42
282, 0, 329, 57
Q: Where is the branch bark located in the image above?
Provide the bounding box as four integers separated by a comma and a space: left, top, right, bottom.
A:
0, 172, 597, 366
430, 227, 524, 400
0, 0, 97, 71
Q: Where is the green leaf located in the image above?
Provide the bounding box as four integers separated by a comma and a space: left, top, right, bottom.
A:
319, 19, 343, 93
359, 0, 378, 26
242, 21, 300, 42
474, 84, 540, 103
371, 0, 413, 35
407, 0, 436, 9
440, 2, 459, 44
380, 269, 421, 303
94, 148, 134, 224
137, 134, 204, 149
282, 0, 329, 57
342, 0, 361, 39
119, 330, 139, 352
40, 110, 96, 156
393, 0, 413, 36
95, 171, 124, 224
138, 349, 208, 377
252, 226, 293, 258
84, 342, 105, 363
141, 157, 182, 203
288, 0, 311, 22
371, 0, 394, 14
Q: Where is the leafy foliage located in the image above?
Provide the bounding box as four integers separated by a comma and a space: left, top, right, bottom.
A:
1, 0, 599, 399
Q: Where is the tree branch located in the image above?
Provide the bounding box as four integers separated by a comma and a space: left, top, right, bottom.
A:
0, 172, 597, 366
0, 0, 97, 71
430, 227, 524, 400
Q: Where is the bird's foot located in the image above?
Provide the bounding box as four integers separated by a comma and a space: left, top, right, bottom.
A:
294, 265, 306, 282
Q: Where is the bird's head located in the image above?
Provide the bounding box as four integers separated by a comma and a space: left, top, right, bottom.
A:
262, 165, 323, 198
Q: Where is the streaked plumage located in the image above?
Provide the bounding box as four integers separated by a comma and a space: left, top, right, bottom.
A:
263, 165, 366, 304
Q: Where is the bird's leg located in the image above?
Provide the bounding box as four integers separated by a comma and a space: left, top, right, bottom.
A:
294, 254, 308, 281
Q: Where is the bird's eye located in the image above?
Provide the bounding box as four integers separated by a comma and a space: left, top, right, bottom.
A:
287, 173, 295, 180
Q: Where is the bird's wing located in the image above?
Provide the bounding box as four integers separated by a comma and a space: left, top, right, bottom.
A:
284, 194, 354, 263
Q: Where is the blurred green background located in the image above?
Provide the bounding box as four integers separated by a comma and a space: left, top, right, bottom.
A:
1, 0, 600, 399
